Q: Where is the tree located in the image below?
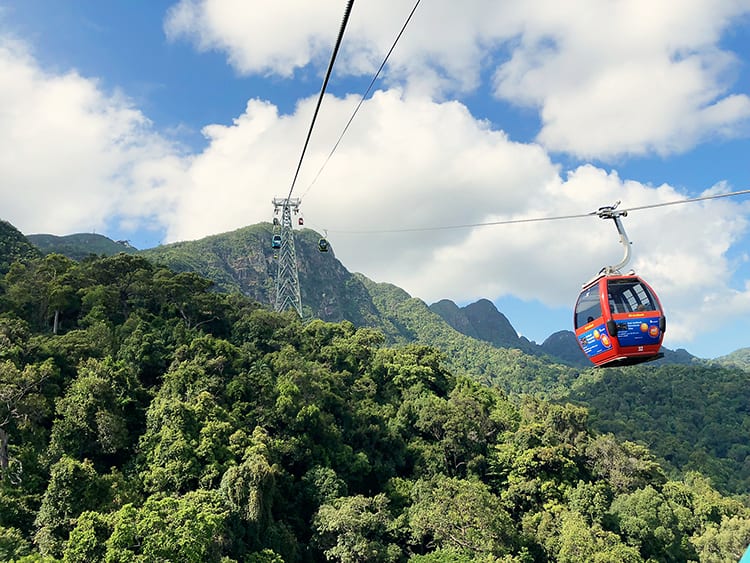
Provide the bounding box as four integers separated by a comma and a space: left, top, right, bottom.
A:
3, 255, 78, 333
64, 489, 231, 563
692, 515, 750, 562
62, 511, 109, 563
608, 485, 697, 562
585, 434, 666, 493
314, 493, 401, 562
220, 448, 276, 525
34, 457, 109, 558
153, 269, 225, 331
556, 510, 643, 563
409, 475, 515, 559
1, 359, 55, 483
47, 358, 142, 467
0, 524, 32, 561
137, 394, 203, 494
78, 253, 155, 325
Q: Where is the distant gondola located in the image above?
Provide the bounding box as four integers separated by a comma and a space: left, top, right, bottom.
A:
272, 234, 281, 249
318, 238, 329, 252
574, 202, 666, 367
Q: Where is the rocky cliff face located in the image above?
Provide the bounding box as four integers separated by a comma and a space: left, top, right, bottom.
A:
462, 299, 527, 349
430, 298, 538, 355
141, 224, 385, 328
429, 299, 480, 339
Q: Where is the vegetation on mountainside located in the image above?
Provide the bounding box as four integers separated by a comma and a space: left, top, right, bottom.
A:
141, 225, 393, 335
1, 252, 750, 562
359, 276, 580, 398
713, 348, 750, 371
26, 234, 137, 261
0, 220, 41, 276
568, 365, 750, 496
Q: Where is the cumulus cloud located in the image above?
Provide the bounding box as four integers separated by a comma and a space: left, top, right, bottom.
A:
164, 0, 347, 77
0, 38, 183, 237
165, 0, 750, 159
493, 0, 750, 158
161, 87, 750, 348
2, 2, 750, 354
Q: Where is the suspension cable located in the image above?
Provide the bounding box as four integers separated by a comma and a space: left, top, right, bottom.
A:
300, 0, 423, 200
325, 188, 750, 235
620, 188, 750, 213
285, 0, 355, 202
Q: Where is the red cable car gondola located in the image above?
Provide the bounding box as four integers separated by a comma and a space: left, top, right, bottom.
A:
574, 202, 666, 367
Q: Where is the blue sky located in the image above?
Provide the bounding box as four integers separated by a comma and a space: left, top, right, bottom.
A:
1, 1, 750, 359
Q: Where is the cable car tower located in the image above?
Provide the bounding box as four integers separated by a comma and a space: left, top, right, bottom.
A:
272, 197, 303, 316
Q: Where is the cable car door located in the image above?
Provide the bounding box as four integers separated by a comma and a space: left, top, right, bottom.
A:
574, 279, 618, 365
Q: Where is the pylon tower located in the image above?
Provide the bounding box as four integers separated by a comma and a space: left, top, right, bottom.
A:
272, 197, 303, 316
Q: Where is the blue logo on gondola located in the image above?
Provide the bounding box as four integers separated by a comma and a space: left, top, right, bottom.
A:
579, 323, 612, 356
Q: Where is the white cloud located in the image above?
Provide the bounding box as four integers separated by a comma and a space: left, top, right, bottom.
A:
0, 38, 183, 237
160, 87, 750, 349
164, 0, 346, 77
165, 0, 750, 159
3, 3, 750, 355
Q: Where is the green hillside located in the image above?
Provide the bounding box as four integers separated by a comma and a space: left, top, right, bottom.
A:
714, 347, 750, 371
360, 276, 580, 398
17, 223, 704, 368
1, 252, 749, 562
0, 219, 41, 275
140, 224, 397, 335
27, 233, 138, 260
567, 364, 750, 495
6, 220, 748, 497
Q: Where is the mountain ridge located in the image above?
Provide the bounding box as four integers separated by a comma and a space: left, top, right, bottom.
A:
26, 232, 137, 260
16, 223, 711, 363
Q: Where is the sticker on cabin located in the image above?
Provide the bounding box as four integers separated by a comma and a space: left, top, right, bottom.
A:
613, 317, 661, 347
579, 323, 612, 356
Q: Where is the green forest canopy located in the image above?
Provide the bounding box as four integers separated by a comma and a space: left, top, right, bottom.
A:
1, 252, 749, 562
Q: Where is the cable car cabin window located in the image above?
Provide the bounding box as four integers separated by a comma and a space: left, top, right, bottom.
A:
607, 278, 657, 313
575, 285, 602, 328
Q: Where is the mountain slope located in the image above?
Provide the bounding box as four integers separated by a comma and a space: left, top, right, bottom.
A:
714, 347, 750, 370
23, 223, 706, 368
140, 224, 404, 340
27, 232, 137, 260
430, 298, 591, 367
541, 330, 591, 367
430, 298, 535, 351
361, 276, 580, 397
566, 363, 750, 494
0, 219, 42, 274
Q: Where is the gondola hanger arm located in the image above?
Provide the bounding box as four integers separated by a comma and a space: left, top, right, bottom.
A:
594, 201, 632, 275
